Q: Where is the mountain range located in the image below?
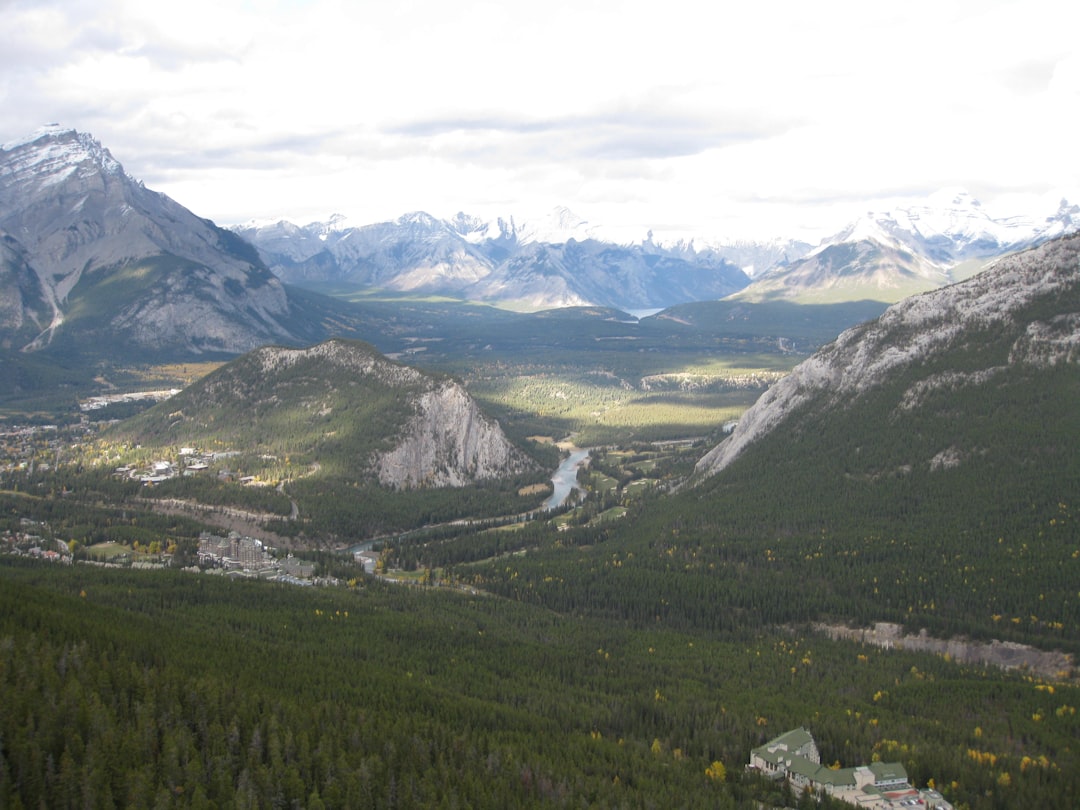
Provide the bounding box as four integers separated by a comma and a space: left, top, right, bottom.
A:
731, 189, 1079, 304
233, 209, 755, 311
239, 188, 1078, 311
3, 124, 1078, 372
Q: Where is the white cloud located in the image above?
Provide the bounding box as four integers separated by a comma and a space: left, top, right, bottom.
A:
1, 0, 1077, 241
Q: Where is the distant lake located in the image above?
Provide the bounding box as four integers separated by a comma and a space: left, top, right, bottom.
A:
544, 449, 590, 510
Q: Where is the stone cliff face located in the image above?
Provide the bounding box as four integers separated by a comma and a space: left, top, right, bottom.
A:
695, 234, 1080, 478
0, 126, 297, 354
376, 381, 535, 488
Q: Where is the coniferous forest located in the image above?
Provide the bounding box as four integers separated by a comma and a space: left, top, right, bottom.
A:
2, 558, 1078, 810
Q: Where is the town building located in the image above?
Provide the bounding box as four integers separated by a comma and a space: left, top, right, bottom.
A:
748, 727, 952, 809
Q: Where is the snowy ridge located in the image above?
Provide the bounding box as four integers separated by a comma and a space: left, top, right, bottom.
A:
237, 206, 751, 310
817, 187, 1078, 264
695, 234, 1080, 478
0, 125, 126, 183
730, 188, 1079, 305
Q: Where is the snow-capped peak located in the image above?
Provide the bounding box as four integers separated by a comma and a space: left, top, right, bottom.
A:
1, 123, 76, 151
514, 206, 599, 245
816, 188, 1078, 265
1, 125, 125, 180
814, 214, 906, 255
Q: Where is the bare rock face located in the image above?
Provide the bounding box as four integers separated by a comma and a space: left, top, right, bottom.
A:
696, 234, 1080, 478
0, 126, 297, 354
0, 234, 50, 348
248, 341, 537, 488
376, 382, 535, 488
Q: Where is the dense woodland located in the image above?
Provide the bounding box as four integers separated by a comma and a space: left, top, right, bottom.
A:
2, 559, 1078, 809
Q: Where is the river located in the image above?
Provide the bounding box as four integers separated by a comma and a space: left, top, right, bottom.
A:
543, 448, 590, 510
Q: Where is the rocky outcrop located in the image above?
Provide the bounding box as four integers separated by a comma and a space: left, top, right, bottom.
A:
816, 622, 1074, 681
0, 234, 50, 348
376, 382, 535, 488
696, 233, 1080, 478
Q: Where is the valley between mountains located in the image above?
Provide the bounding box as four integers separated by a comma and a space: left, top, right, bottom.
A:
2, 126, 1080, 809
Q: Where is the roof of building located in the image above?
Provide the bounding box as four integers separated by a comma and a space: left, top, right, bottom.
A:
751, 726, 816, 760
868, 761, 908, 782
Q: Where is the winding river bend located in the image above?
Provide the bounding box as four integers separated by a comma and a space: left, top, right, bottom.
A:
543, 448, 590, 510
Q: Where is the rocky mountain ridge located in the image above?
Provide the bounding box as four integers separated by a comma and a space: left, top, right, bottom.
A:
0, 126, 325, 356
235, 209, 752, 311
240, 188, 1077, 311
695, 232, 1080, 477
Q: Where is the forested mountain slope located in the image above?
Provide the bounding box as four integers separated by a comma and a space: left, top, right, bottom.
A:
697, 232, 1080, 477
118, 338, 537, 489
470, 234, 1080, 655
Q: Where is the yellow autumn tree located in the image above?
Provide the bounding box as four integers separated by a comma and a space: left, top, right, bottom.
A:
705, 760, 726, 783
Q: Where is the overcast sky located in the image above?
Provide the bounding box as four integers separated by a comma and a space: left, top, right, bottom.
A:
2, 0, 1078, 242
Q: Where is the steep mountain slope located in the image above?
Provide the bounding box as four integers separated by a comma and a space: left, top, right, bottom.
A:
122, 338, 537, 489
731, 190, 1078, 304
697, 232, 1080, 478
237, 209, 750, 310
0, 126, 330, 356
0, 233, 51, 349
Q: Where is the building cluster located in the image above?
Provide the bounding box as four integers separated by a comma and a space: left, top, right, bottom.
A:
748, 728, 952, 809
78, 389, 180, 411
0, 423, 70, 474
1, 520, 71, 563
115, 447, 240, 485
197, 531, 316, 584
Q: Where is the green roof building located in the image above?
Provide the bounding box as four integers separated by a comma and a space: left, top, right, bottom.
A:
748, 728, 948, 808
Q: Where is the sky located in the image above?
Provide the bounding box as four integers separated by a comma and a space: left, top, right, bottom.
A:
2, 0, 1078, 243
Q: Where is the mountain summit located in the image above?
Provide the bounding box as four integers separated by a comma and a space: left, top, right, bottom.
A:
0, 126, 319, 356
123, 338, 537, 490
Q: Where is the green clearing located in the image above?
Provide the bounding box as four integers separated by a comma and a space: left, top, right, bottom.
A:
84, 541, 130, 560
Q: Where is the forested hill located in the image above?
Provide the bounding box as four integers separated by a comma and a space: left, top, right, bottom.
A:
697, 232, 1080, 478
114, 338, 537, 489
